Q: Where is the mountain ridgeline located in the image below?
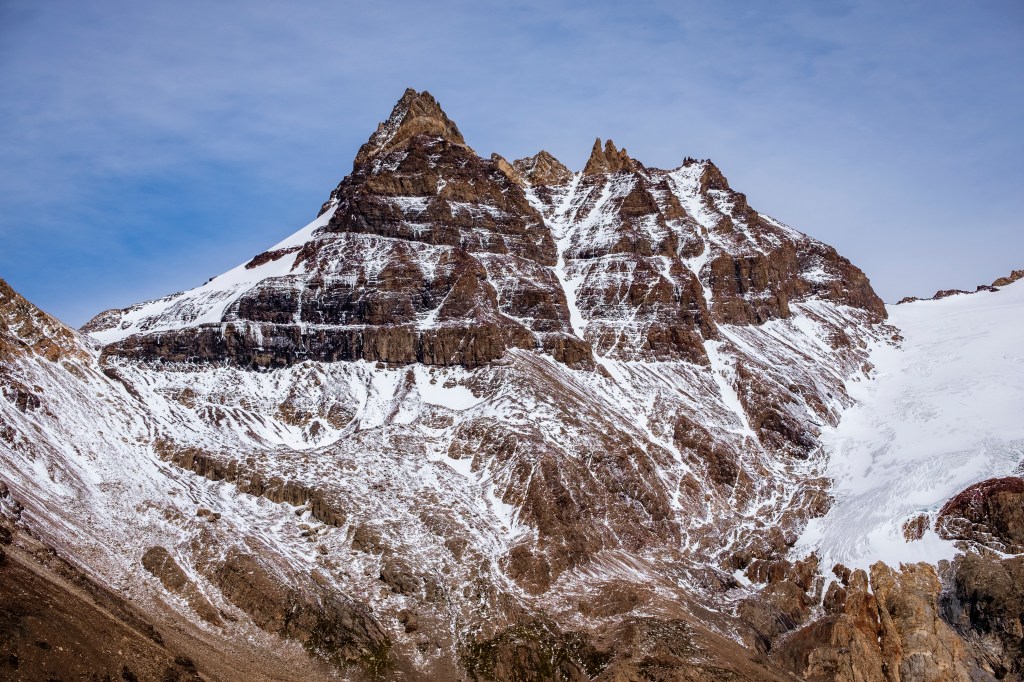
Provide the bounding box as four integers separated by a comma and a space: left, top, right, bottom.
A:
86, 88, 884, 371
2, 90, 1021, 681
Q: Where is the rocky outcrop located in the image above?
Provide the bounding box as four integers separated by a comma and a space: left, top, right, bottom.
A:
324, 113, 555, 264
936, 476, 1024, 553
155, 440, 348, 527
353, 87, 469, 167
582, 138, 640, 175
778, 562, 972, 682
0, 277, 87, 363
991, 269, 1024, 287
141, 546, 222, 625
210, 548, 392, 674
941, 553, 1024, 679
699, 185, 886, 326
490, 153, 525, 186
462, 621, 609, 681
897, 267, 1023, 304
513, 150, 572, 186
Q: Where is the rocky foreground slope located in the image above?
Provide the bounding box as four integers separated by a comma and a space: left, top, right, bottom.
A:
2, 90, 1022, 680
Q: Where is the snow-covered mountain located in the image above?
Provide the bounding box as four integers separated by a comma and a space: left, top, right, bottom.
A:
1, 90, 1021, 681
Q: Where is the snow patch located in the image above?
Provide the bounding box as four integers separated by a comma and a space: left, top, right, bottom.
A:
798, 280, 1024, 570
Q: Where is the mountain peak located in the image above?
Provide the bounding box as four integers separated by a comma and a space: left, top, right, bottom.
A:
583, 138, 639, 175
353, 88, 468, 166
490, 153, 526, 186
699, 160, 730, 193
0, 277, 87, 362
513, 150, 573, 186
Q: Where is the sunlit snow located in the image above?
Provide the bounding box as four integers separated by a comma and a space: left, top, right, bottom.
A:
798, 279, 1024, 570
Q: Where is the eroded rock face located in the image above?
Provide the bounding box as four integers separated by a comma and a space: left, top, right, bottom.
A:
897, 267, 1023, 304
513, 150, 572, 186
582, 138, 640, 175
936, 477, 1024, 553
1, 277, 88, 364
462, 622, 609, 682
941, 553, 1024, 680
778, 562, 972, 682
142, 546, 222, 625
210, 548, 392, 674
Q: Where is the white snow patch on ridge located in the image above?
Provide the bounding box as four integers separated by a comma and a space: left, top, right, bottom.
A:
798, 279, 1024, 570
90, 207, 336, 345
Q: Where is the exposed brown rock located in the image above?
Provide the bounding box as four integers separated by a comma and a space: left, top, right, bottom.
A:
210, 548, 392, 673
490, 153, 525, 186
583, 138, 640, 175
941, 553, 1024, 679
991, 269, 1024, 287
594, 617, 799, 681
155, 440, 348, 527
513, 150, 573, 186
244, 246, 301, 270
141, 546, 222, 625
933, 288, 974, 300
896, 267, 1023, 304
777, 562, 972, 682
705, 229, 885, 326
1, 277, 87, 363
936, 476, 1024, 553
699, 161, 731, 193
462, 621, 610, 681
903, 514, 930, 541
325, 96, 554, 265
353, 88, 469, 167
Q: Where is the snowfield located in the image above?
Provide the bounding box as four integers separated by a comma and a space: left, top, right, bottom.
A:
798, 278, 1024, 570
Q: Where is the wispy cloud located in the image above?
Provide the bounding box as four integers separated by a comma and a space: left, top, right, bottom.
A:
1, 0, 1022, 324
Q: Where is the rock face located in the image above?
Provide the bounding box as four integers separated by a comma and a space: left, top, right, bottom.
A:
778, 563, 972, 682
582, 138, 640, 175
209, 548, 392, 672
14, 88, 1010, 681
512, 150, 573, 186
942, 553, 1024, 679
936, 477, 1024, 553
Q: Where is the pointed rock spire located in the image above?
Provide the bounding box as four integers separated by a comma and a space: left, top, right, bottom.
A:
698, 161, 730, 193
354, 88, 469, 166
490, 153, 526, 186
582, 138, 639, 175
512, 150, 572, 186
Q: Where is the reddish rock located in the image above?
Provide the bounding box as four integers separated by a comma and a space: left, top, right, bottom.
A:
582, 138, 640, 175
777, 563, 972, 682
936, 476, 1024, 553
512, 150, 572, 186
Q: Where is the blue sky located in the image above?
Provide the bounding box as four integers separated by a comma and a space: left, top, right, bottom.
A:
1, 0, 1021, 326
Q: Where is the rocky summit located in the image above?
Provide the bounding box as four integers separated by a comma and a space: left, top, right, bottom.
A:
3, 89, 1022, 681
